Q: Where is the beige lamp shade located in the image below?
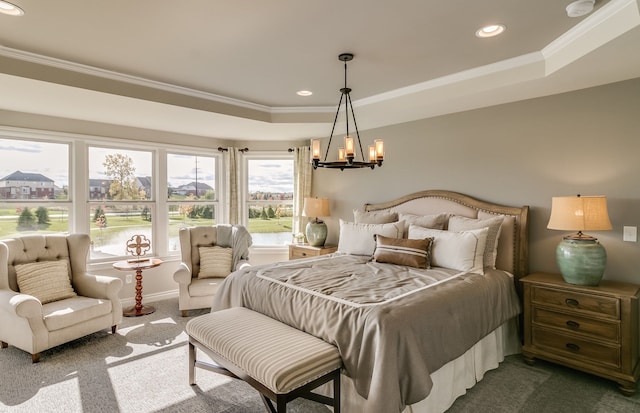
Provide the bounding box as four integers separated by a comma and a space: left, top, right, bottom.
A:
302, 197, 330, 218
547, 195, 612, 232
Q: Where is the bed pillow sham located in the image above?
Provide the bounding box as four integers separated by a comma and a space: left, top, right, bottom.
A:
408, 225, 488, 274
447, 215, 504, 269
373, 234, 434, 269
398, 212, 450, 236
338, 220, 404, 256
353, 209, 399, 224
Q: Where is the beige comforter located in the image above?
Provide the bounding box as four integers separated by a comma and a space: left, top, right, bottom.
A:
212, 253, 521, 413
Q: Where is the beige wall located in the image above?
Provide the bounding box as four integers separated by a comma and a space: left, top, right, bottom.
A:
2, 77, 639, 301
313, 77, 640, 284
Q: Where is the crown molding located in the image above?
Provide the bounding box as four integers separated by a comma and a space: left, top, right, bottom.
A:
542, 0, 640, 74
0, 45, 276, 113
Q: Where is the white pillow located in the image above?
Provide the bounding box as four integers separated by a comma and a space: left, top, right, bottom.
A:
198, 246, 233, 279
447, 215, 504, 269
353, 209, 398, 224
408, 225, 488, 274
15, 260, 76, 304
338, 220, 404, 256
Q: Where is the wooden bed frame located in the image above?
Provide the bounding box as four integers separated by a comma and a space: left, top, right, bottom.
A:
363, 189, 529, 287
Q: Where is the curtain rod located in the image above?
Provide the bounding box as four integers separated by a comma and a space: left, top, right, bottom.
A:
217, 147, 249, 153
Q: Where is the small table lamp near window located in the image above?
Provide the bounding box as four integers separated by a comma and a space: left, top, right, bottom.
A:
302, 197, 330, 246
547, 194, 613, 286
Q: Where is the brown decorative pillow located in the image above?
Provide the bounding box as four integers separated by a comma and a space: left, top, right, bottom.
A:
15, 260, 76, 304
373, 235, 433, 269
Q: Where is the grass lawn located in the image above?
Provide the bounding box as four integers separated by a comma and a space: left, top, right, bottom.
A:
0, 214, 293, 239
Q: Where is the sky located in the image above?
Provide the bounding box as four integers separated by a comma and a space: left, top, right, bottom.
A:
0, 139, 294, 194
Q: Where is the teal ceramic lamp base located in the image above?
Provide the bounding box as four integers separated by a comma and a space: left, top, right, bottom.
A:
556, 235, 607, 286
306, 220, 327, 247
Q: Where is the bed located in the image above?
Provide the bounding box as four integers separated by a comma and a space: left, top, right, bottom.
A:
211, 190, 529, 413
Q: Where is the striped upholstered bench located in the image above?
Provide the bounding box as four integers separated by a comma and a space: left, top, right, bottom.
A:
186, 307, 342, 413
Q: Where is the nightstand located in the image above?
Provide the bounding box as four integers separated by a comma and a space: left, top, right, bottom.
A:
521, 272, 640, 395
288, 244, 337, 260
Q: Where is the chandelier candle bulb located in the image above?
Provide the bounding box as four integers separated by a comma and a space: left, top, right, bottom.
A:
345, 136, 355, 157
369, 146, 376, 162
338, 147, 346, 162
375, 139, 384, 160
311, 139, 321, 160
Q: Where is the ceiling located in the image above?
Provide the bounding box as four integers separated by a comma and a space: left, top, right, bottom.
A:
0, 0, 639, 141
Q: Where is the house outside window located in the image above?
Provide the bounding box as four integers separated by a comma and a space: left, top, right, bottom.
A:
0, 137, 70, 238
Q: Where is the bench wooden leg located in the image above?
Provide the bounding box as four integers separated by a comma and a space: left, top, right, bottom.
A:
260, 395, 277, 413
333, 371, 341, 413
1, 341, 7, 348
181, 310, 188, 317
277, 395, 287, 413
111, 325, 117, 334
188, 341, 196, 385
32, 353, 40, 363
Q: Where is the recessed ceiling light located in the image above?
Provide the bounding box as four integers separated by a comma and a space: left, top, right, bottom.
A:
296, 90, 313, 97
475, 24, 506, 38
0, 1, 24, 16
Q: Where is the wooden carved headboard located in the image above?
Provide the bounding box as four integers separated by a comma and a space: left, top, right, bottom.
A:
363, 190, 529, 281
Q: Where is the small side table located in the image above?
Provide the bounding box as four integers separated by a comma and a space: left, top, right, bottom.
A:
113, 258, 163, 317
289, 244, 337, 260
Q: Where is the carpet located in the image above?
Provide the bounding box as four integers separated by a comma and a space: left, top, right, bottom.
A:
0, 299, 330, 413
2, 297, 640, 413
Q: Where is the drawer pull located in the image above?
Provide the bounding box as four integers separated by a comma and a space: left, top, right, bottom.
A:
301, 252, 307, 257
565, 298, 579, 307
566, 343, 580, 352
566, 320, 580, 329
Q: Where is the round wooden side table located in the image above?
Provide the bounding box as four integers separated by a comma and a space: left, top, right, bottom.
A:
113, 258, 163, 317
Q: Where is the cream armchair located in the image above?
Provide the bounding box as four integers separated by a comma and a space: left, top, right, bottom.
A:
173, 225, 252, 317
0, 233, 123, 362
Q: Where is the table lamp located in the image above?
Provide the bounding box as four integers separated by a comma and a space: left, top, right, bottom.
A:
302, 197, 330, 246
547, 195, 612, 285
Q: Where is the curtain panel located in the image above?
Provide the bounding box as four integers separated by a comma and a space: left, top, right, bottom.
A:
293, 146, 312, 236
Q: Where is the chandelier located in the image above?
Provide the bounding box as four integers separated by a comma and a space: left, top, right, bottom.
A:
311, 53, 384, 170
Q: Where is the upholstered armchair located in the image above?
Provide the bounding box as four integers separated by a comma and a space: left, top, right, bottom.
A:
0, 234, 123, 362
173, 225, 252, 317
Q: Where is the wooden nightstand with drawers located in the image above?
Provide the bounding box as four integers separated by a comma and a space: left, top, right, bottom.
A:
521, 272, 640, 395
288, 244, 337, 260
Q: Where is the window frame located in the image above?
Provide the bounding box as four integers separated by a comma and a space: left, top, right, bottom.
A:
0, 131, 74, 237
165, 150, 222, 256
241, 151, 295, 248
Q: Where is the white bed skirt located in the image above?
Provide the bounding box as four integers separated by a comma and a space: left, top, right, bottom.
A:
324, 317, 521, 413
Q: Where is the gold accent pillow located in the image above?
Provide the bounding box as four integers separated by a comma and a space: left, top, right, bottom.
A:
373, 235, 433, 269
15, 260, 76, 304
198, 246, 233, 279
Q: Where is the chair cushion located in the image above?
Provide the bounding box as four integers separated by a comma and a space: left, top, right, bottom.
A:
15, 260, 77, 304
187, 307, 342, 394
188, 277, 225, 297
198, 246, 233, 279
43, 296, 113, 331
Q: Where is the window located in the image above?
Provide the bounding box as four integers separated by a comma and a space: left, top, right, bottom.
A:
167, 153, 218, 253
88, 147, 153, 260
0, 137, 70, 238
244, 154, 294, 246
